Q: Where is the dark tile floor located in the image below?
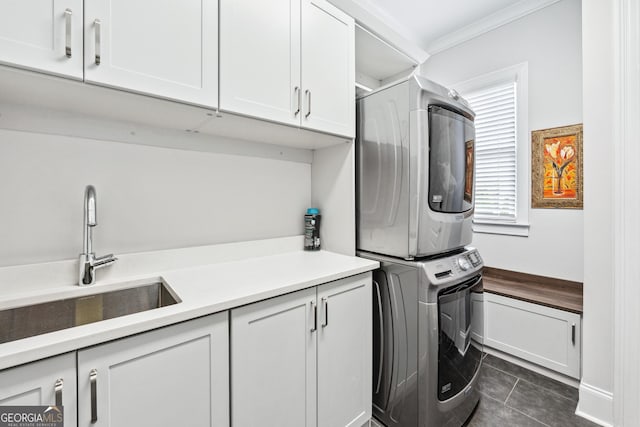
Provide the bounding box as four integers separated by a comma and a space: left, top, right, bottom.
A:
372, 353, 600, 427
464, 354, 599, 427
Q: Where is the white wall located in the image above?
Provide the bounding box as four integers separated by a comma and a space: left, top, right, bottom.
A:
0, 128, 311, 267
421, 0, 583, 281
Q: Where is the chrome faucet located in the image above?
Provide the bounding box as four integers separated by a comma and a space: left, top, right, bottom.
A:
78, 185, 117, 285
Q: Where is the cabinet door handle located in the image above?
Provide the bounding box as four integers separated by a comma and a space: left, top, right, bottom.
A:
89, 369, 98, 423
54, 378, 63, 407
64, 9, 72, 58
321, 297, 328, 327
305, 89, 311, 118
310, 300, 317, 332
294, 86, 301, 116
94, 19, 101, 65
571, 323, 576, 345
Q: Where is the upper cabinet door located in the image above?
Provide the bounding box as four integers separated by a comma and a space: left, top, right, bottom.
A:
301, 0, 355, 138
219, 0, 301, 126
84, 0, 218, 108
0, 0, 83, 79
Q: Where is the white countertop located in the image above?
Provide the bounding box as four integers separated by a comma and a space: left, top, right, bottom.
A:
0, 238, 378, 371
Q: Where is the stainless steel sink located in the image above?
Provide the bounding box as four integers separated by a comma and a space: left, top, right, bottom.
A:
0, 281, 180, 345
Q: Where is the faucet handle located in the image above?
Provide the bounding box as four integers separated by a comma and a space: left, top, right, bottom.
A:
93, 253, 117, 268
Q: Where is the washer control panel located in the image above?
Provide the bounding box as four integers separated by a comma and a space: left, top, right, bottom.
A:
427, 248, 483, 282
456, 249, 482, 271
457, 256, 471, 271
451, 248, 482, 274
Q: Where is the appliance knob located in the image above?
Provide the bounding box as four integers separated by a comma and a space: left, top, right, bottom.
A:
458, 257, 471, 271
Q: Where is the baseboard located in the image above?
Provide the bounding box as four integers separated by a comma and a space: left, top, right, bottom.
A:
575, 382, 614, 427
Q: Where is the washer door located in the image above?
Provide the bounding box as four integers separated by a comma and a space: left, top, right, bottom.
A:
437, 275, 483, 401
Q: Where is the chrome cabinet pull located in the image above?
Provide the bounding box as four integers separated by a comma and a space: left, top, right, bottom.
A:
54, 378, 63, 407
310, 301, 317, 332
304, 89, 311, 118
294, 86, 301, 116
571, 323, 576, 345
89, 369, 98, 423
321, 297, 328, 327
94, 19, 101, 65
64, 9, 72, 58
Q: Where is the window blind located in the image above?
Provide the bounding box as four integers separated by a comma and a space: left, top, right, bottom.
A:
465, 82, 517, 221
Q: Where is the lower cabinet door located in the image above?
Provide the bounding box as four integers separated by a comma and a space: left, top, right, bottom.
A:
484, 293, 581, 378
231, 287, 317, 427
77, 313, 229, 427
317, 274, 372, 427
0, 352, 77, 427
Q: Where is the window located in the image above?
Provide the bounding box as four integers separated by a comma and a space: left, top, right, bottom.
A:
454, 63, 530, 236
466, 82, 517, 221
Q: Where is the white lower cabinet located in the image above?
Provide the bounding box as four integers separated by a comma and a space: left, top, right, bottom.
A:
77, 312, 229, 427
0, 352, 77, 426
317, 277, 372, 427
0, 312, 229, 427
484, 293, 581, 378
231, 273, 372, 427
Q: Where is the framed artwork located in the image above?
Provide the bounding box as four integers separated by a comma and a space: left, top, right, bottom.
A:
531, 124, 583, 209
464, 140, 474, 203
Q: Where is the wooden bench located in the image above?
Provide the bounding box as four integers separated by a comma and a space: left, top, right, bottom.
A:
482, 267, 583, 314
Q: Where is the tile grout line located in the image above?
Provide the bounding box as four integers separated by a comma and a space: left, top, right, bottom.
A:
504, 377, 519, 404
508, 405, 553, 427
502, 378, 552, 427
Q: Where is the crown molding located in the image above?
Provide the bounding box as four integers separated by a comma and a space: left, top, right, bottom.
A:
426, 0, 562, 55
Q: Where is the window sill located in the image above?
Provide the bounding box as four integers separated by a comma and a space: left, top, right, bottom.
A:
472, 220, 530, 237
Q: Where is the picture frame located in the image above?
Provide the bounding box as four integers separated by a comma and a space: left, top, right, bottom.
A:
531, 124, 583, 209
464, 139, 474, 203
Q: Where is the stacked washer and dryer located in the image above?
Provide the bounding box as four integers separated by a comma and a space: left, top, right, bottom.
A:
356, 74, 484, 427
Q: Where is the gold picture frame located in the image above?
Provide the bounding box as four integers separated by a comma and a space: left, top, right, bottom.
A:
531, 124, 583, 209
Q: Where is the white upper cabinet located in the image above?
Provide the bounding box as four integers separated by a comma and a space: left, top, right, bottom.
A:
220, 0, 355, 138
0, 0, 83, 79
83, 0, 218, 108
219, 0, 301, 126
301, 0, 355, 137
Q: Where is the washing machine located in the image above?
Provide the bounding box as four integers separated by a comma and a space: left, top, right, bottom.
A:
359, 247, 484, 427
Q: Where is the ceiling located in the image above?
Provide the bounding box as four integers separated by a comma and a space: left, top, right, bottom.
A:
332, 0, 561, 56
